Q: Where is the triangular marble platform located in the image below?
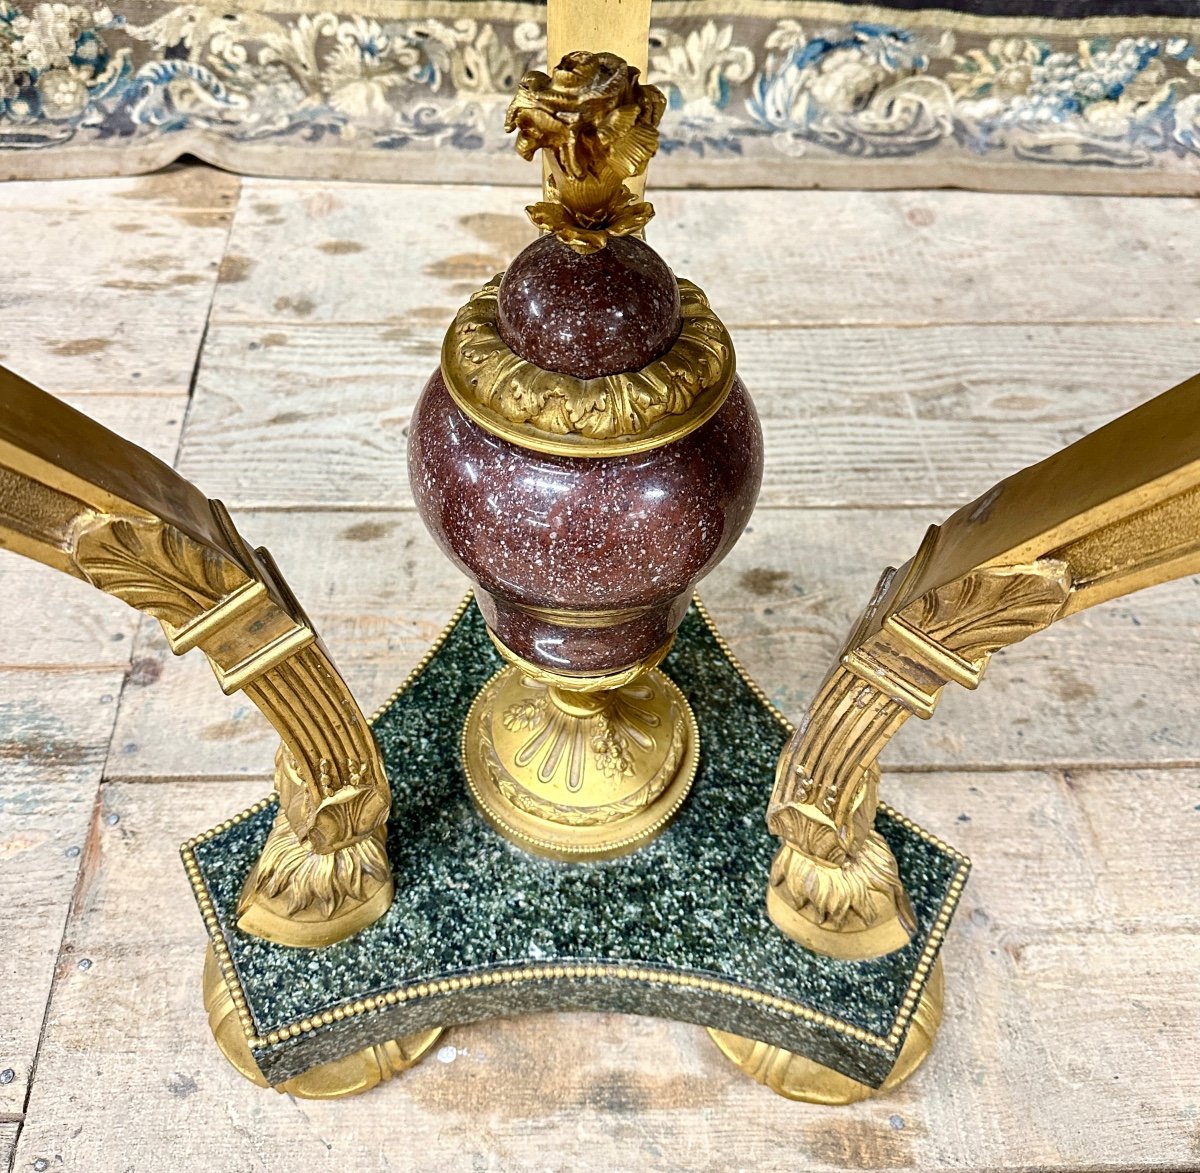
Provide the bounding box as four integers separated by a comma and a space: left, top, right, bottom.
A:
184, 599, 968, 1087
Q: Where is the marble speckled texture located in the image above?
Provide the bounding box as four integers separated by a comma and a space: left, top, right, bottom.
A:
189, 601, 968, 1088
497, 235, 682, 377
407, 377, 763, 674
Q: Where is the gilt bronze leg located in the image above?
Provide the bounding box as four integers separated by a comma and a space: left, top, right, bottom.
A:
0, 366, 394, 948
0, 359, 403, 1115
766, 557, 1070, 961
764, 369, 1200, 976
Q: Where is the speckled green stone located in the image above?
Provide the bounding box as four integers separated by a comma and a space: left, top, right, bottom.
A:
188, 601, 968, 1087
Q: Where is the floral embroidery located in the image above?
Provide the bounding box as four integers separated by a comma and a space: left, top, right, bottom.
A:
748, 21, 1200, 167
946, 35, 1199, 164
2, 2, 1200, 181
0, 3, 544, 149
1, 2, 127, 134
748, 21, 953, 156
650, 20, 754, 155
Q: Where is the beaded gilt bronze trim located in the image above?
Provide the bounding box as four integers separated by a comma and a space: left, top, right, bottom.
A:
182, 594, 969, 1068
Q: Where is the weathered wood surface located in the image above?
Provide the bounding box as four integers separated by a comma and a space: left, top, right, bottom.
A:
0, 780, 99, 1119
0, 671, 125, 786
10, 775, 1200, 1172
0, 166, 235, 1164
1, 170, 1198, 1172
209, 181, 1200, 328
0, 1128, 15, 1172
177, 322, 1200, 512
0, 169, 237, 394
0, 668, 125, 1122
653, 188, 1200, 328
107, 509, 1200, 780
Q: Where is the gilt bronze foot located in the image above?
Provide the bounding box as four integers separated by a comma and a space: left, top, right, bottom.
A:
203, 948, 442, 1100
709, 959, 943, 1104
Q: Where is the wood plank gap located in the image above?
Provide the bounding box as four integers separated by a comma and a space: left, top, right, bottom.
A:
100, 772, 272, 786
749, 502, 962, 512
102, 759, 1200, 783
172, 179, 241, 472
195, 501, 964, 515
240, 177, 1200, 199
886, 758, 1200, 775
242, 177, 534, 195
10, 785, 104, 1163
730, 318, 1200, 330
177, 501, 424, 515
0, 200, 240, 214
58, 388, 185, 399
0, 662, 142, 675
203, 315, 1200, 330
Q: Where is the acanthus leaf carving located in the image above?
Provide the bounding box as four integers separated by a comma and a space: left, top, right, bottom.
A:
73, 515, 249, 629
911, 560, 1073, 664
766, 558, 1073, 955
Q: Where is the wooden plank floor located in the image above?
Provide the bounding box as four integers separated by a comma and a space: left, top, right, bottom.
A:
1, 166, 1199, 1172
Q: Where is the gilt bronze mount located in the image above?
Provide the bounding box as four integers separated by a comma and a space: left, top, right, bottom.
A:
461, 657, 701, 861
182, 598, 966, 1097
441, 275, 735, 457
3, 20, 1199, 1112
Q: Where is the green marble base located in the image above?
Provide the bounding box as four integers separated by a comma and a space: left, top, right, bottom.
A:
184, 599, 968, 1089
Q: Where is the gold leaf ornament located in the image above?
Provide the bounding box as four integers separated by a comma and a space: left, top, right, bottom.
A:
74, 516, 248, 627
504, 51, 666, 254
440, 277, 735, 454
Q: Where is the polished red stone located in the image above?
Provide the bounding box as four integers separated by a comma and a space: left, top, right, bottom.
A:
408, 370, 762, 675
411, 232, 761, 678
497, 234, 681, 378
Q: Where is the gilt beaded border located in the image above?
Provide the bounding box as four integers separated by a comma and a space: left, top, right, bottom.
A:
181, 592, 969, 1057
